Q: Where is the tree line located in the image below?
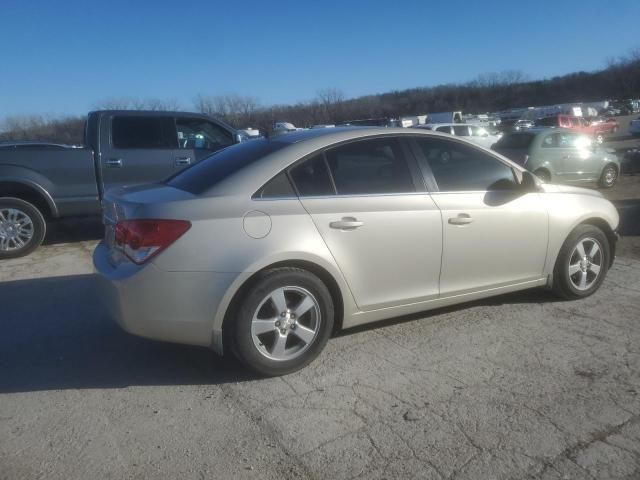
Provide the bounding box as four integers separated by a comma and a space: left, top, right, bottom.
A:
1, 49, 638, 145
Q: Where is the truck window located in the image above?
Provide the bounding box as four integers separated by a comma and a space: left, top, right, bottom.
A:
111, 116, 177, 149
176, 118, 234, 151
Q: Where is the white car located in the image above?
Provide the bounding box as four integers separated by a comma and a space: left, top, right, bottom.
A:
415, 123, 502, 149
629, 117, 640, 137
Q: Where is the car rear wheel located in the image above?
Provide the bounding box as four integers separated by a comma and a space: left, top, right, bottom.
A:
231, 267, 334, 376
552, 225, 610, 300
599, 164, 618, 188
0, 197, 46, 259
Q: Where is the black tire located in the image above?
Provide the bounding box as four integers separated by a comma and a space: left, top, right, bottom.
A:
533, 168, 551, 183
598, 164, 618, 188
552, 224, 610, 300
230, 267, 334, 376
0, 197, 46, 259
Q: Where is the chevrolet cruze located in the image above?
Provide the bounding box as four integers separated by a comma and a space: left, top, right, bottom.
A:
93, 128, 619, 376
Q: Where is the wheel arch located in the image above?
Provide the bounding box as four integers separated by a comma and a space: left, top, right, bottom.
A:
0, 180, 58, 218
216, 258, 348, 355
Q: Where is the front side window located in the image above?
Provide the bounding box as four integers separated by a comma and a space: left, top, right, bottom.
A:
325, 138, 415, 195
111, 116, 177, 149
415, 138, 516, 192
541, 134, 556, 148
176, 118, 233, 151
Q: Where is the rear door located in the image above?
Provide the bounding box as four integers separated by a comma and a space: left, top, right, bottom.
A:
99, 115, 183, 191
411, 136, 548, 296
291, 136, 443, 311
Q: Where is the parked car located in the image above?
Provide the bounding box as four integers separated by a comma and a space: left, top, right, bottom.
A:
629, 117, 640, 137
535, 114, 617, 144
0, 110, 241, 258
415, 123, 501, 148
94, 127, 619, 376
513, 119, 535, 131
492, 129, 620, 187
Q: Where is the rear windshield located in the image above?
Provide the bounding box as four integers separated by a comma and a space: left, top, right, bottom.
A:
167, 139, 286, 194
494, 133, 535, 149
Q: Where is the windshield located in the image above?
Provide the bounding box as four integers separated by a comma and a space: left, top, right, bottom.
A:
166, 139, 287, 195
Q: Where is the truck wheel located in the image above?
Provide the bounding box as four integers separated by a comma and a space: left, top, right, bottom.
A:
598, 164, 618, 188
0, 197, 46, 259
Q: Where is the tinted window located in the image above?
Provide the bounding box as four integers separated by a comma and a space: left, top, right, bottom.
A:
289, 154, 334, 196
112, 116, 177, 149
535, 117, 556, 127
176, 118, 233, 151
254, 172, 295, 199
325, 138, 415, 195
494, 133, 535, 149
452, 125, 470, 136
416, 138, 516, 191
436, 126, 452, 134
167, 139, 286, 194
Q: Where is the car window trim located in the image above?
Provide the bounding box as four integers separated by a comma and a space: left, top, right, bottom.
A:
252, 133, 427, 201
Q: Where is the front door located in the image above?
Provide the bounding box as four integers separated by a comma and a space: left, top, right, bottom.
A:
411, 136, 548, 296
290, 137, 443, 311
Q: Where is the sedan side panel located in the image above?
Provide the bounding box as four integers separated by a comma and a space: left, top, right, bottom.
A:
431, 191, 549, 296
300, 194, 443, 311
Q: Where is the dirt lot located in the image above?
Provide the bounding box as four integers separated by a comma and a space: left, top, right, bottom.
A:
1, 161, 639, 479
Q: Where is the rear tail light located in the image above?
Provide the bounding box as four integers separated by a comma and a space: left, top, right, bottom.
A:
114, 219, 191, 264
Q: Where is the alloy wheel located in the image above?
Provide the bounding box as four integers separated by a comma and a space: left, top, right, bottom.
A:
568, 237, 603, 291
251, 286, 321, 361
603, 166, 617, 186
0, 208, 34, 252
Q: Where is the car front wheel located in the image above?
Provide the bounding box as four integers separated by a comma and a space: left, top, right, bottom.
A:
552, 225, 610, 299
0, 197, 46, 259
231, 267, 334, 376
599, 164, 618, 188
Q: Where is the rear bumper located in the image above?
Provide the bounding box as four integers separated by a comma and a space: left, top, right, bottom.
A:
93, 242, 238, 349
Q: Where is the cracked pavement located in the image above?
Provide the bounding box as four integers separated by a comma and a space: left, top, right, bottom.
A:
1, 233, 639, 479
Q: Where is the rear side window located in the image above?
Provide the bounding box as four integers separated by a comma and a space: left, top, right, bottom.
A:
289, 154, 334, 196
325, 138, 415, 195
167, 139, 286, 194
436, 126, 452, 134
254, 172, 295, 199
112, 116, 177, 149
415, 138, 516, 192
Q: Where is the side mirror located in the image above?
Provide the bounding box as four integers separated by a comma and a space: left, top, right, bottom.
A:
519, 170, 539, 190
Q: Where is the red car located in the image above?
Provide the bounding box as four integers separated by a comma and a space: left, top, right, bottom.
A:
535, 114, 618, 144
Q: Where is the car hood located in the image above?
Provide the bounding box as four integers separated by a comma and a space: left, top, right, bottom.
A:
539, 183, 605, 199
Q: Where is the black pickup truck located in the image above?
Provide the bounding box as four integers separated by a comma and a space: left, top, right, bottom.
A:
0, 110, 241, 258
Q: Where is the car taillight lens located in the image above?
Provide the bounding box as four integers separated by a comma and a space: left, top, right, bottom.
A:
114, 219, 191, 264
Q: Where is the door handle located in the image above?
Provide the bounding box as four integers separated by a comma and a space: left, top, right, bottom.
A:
448, 214, 473, 225
106, 158, 123, 168
330, 217, 364, 230
175, 157, 191, 166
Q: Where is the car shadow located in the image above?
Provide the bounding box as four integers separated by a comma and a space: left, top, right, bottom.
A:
0, 274, 257, 394
43, 217, 104, 245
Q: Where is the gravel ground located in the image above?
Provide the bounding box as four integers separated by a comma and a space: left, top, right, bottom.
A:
1, 157, 639, 479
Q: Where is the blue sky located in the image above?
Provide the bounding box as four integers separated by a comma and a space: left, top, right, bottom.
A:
1, 0, 639, 118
